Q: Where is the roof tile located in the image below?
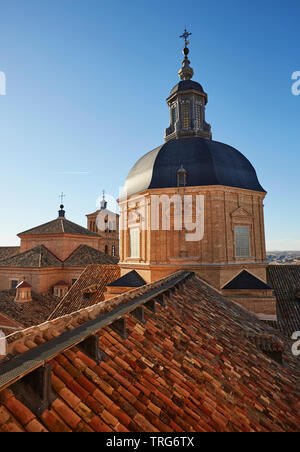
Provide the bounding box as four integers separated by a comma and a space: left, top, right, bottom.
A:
4, 396, 35, 426
48, 264, 120, 320
0, 273, 300, 432
52, 399, 81, 430
40, 410, 71, 433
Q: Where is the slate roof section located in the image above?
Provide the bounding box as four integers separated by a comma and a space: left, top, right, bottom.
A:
0, 246, 62, 268
170, 80, 204, 96
223, 270, 272, 290
0, 245, 118, 269
0, 248, 20, 262
107, 270, 146, 288
0, 273, 299, 432
48, 264, 120, 320
123, 137, 265, 197
267, 265, 300, 337
0, 289, 60, 330
19, 217, 99, 237
63, 245, 119, 267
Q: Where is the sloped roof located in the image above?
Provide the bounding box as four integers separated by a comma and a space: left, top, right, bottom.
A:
48, 264, 120, 320
0, 248, 20, 262
0, 273, 299, 432
0, 314, 22, 336
16, 281, 32, 289
19, 217, 99, 237
223, 270, 272, 290
107, 270, 146, 288
63, 245, 119, 267
0, 245, 118, 269
0, 246, 62, 268
0, 289, 60, 330
267, 265, 300, 336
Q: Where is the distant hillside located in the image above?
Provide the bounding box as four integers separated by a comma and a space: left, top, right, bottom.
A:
267, 251, 300, 264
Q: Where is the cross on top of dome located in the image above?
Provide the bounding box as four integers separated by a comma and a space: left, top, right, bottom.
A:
179, 29, 192, 46
178, 28, 194, 81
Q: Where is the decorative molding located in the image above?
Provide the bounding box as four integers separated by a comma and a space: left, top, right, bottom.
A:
231, 207, 253, 218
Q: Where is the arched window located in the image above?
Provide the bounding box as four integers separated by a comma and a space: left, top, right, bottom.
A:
112, 245, 116, 257
105, 245, 108, 254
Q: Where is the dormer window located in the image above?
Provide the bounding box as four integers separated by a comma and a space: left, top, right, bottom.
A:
14, 281, 32, 303
53, 281, 69, 298
182, 103, 190, 128
177, 166, 187, 187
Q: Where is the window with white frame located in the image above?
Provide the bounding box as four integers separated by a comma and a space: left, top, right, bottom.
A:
130, 228, 140, 258
235, 226, 251, 258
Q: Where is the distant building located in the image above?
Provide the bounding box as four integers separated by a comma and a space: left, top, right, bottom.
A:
0, 204, 118, 294
86, 193, 119, 258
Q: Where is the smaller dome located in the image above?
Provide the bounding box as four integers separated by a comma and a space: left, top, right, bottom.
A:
170, 80, 204, 96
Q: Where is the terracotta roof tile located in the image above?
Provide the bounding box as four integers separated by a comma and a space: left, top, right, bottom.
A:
51, 398, 81, 430
267, 265, 300, 336
0, 273, 299, 432
40, 409, 71, 433
89, 415, 112, 432
25, 418, 48, 433
4, 396, 35, 427
48, 264, 120, 320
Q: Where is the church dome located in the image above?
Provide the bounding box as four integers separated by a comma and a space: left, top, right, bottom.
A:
124, 137, 265, 197
123, 36, 265, 198
170, 80, 204, 96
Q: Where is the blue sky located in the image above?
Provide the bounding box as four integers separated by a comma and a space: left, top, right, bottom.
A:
0, 0, 299, 250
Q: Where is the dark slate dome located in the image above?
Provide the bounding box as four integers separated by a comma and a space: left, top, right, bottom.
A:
170, 80, 204, 96
124, 137, 265, 197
